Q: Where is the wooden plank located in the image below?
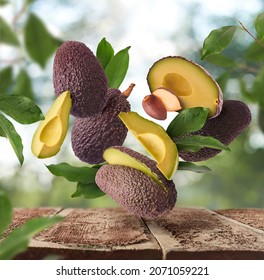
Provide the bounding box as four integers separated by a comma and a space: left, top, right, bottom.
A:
217, 209, 264, 232
16, 208, 162, 260
146, 208, 264, 260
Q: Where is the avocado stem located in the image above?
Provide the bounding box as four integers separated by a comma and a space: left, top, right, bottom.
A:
123, 83, 135, 98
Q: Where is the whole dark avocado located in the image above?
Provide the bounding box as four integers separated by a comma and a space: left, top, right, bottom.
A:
71, 89, 130, 164
53, 41, 108, 117
95, 147, 177, 219
178, 100, 252, 162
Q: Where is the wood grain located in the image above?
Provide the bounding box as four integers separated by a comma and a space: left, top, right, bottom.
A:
3, 207, 263, 260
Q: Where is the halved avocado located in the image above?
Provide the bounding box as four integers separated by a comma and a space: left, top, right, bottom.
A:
103, 146, 166, 190
119, 111, 178, 180
147, 56, 223, 117
31, 90, 72, 158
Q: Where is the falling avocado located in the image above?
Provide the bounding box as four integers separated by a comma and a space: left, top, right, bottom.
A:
31, 90, 72, 158
178, 100, 252, 162
53, 41, 108, 117
147, 56, 223, 117
96, 146, 177, 219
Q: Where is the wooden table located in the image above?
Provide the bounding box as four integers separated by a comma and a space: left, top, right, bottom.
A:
8, 207, 264, 260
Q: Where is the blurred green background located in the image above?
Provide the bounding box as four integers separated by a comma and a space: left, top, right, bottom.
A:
0, 0, 264, 210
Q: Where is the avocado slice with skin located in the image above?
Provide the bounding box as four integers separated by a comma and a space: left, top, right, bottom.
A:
119, 111, 179, 180
31, 90, 72, 158
147, 56, 223, 117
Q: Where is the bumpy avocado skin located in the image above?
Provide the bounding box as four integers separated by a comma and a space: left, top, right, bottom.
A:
71, 89, 130, 164
95, 159, 176, 219
178, 100, 251, 162
53, 41, 108, 117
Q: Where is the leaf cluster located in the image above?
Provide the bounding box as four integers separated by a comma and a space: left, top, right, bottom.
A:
0, 191, 62, 260
201, 12, 264, 132
0, 1, 63, 164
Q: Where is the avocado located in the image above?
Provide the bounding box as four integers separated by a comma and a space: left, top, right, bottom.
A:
178, 100, 252, 162
31, 91, 72, 158
95, 148, 177, 218
119, 111, 179, 180
147, 56, 223, 117
71, 88, 130, 164
53, 41, 108, 117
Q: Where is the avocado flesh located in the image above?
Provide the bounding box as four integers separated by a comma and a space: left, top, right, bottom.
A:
31, 90, 72, 158
118, 111, 178, 180
147, 56, 223, 117
103, 146, 166, 191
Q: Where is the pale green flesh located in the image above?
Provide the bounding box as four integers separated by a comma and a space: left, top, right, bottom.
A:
103, 147, 167, 192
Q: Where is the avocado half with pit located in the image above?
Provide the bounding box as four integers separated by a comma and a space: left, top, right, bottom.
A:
147, 56, 223, 117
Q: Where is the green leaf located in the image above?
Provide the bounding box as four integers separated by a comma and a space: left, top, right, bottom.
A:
245, 41, 264, 62
0, 113, 24, 165
0, 126, 6, 137
13, 69, 34, 99
0, 94, 44, 124
252, 66, 264, 107
71, 182, 105, 199
166, 107, 210, 138
175, 135, 230, 151
255, 12, 264, 41
24, 13, 62, 68
46, 162, 101, 184
0, 66, 13, 93
178, 162, 211, 173
96, 38, 114, 69
201, 26, 237, 60
0, 191, 12, 237
0, 216, 62, 260
0, 17, 19, 46
105, 46, 130, 88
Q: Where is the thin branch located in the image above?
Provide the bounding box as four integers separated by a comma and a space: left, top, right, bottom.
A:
239, 21, 264, 49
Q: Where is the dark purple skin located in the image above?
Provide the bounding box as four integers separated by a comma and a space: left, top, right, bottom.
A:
95, 146, 177, 219
71, 89, 130, 164
53, 41, 108, 117
178, 100, 252, 162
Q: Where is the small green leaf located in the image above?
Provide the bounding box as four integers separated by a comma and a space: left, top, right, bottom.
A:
0, 94, 44, 124
96, 38, 114, 69
46, 162, 101, 184
255, 12, 264, 41
24, 13, 62, 68
176, 144, 202, 153
166, 107, 210, 138
0, 66, 13, 93
71, 182, 105, 199
0, 216, 62, 260
252, 66, 264, 107
201, 26, 237, 60
178, 162, 211, 173
175, 135, 230, 151
0, 113, 24, 165
105, 46, 130, 88
0, 17, 19, 46
0, 191, 12, 237
13, 69, 34, 99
